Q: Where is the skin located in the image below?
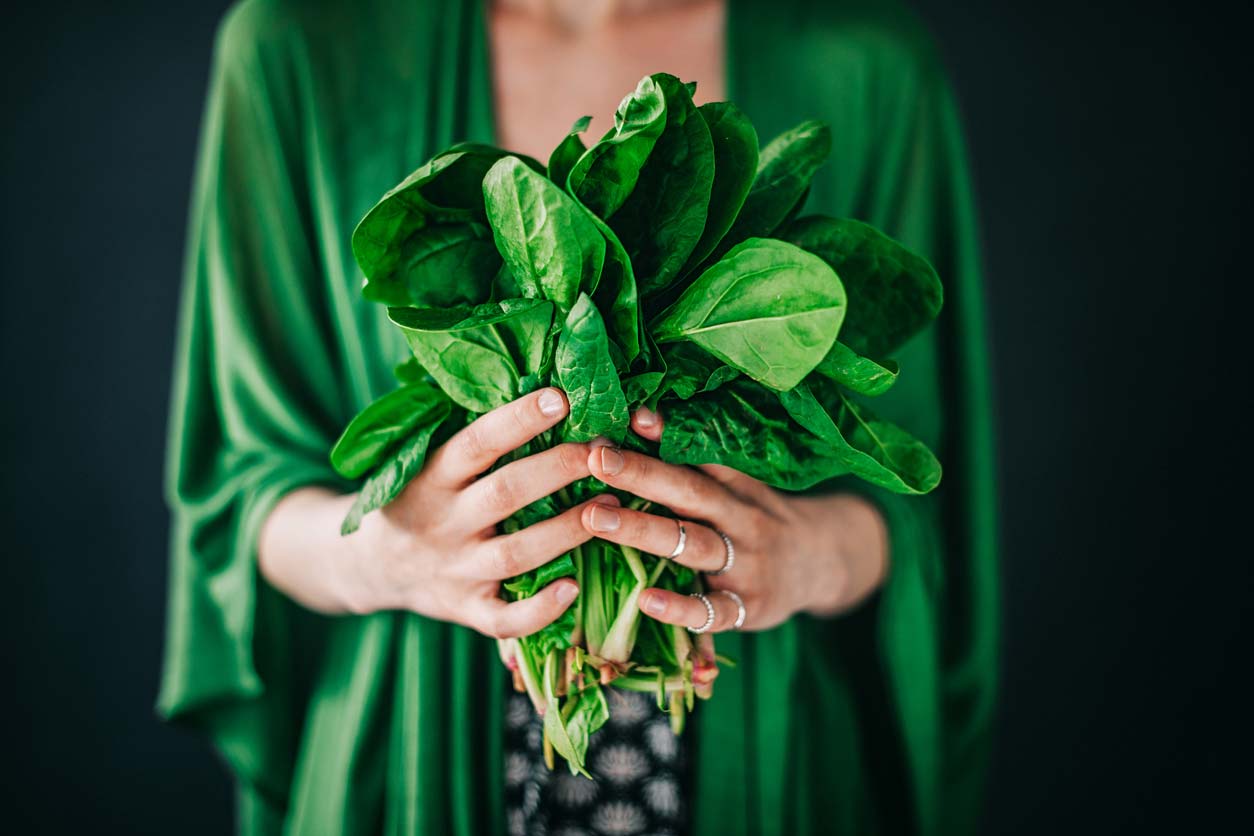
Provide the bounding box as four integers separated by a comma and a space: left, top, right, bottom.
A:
260, 0, 889, 639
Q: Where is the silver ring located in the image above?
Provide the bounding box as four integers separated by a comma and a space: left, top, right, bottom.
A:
666, 520, 687, 560
709, 530, 735, 576
688, 593, 716, 634
718, 590, 746, 630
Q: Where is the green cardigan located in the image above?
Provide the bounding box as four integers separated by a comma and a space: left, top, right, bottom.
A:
158, 1, 999, 833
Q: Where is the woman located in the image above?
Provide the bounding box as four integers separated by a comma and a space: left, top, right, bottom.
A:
159, 1, 997, 834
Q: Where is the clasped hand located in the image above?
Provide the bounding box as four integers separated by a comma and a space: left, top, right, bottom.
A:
339, 388, 885, 637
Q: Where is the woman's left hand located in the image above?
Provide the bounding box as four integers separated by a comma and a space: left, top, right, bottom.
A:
581, 407, 891, 633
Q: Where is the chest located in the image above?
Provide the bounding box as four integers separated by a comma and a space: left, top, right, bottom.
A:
488, 0, 727, 160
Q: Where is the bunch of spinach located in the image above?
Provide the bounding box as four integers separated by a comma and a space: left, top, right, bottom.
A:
330, 73, 943, 775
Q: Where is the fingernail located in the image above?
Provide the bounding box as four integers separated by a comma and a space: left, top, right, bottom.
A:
591, 494, 621, 507
555, 582, 579, 605
538, 389, 565, 417
635, 407, 658, 428
642, 592, 665, 616
599, 447, 624, 476
589, 505, 621, 532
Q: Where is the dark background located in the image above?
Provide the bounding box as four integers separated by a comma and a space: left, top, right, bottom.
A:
2, 1, 1248, 833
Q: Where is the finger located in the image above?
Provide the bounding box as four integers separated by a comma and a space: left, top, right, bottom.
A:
587, 446, 738, 521
638, 588, 739, 633
458, 442, 592, 527
476, 579, 580, 639
631, 407, 664, 442
698, 463, 779, 508
581, 505, 728, 573
427, 388, 569, 486
472, 496, 620, 580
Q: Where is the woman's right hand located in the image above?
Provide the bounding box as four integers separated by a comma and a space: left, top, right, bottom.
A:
260, 387, 615, 638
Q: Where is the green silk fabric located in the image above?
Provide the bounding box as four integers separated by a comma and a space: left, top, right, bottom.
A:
158, 1, 998, 834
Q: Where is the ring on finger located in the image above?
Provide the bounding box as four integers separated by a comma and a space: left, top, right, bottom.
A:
666, 520, 687, 560
688, 592, 716, 634
708, 530, 735, 576
718, 590, 747, 630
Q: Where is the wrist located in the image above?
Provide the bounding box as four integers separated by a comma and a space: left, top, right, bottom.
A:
798, 493, 889, 618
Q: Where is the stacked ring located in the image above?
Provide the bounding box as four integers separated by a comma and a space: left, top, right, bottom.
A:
688, 593, 716, 634
709, 530, 735, 576
719, 590, 747, 630
666, 520, 687, 560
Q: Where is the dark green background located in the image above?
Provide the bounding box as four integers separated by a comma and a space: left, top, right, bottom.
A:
1, 1, 1247, 833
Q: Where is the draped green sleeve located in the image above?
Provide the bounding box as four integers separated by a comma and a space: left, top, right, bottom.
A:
156, 1, 350, 816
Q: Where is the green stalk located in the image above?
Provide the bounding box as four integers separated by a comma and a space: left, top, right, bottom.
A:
513, 638, 546, 714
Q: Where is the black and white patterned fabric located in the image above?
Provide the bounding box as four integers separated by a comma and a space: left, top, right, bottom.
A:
504, 687, 690, 836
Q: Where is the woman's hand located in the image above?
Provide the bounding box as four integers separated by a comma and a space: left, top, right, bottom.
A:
579, 407, 890, 633
260, 388, 617, 640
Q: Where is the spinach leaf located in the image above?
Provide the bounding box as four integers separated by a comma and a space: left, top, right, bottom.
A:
680, 101, 759, 275
606, 74, 715, 298
659, 379, 845, 490
554, 294, 630, 442
778, 380, 941, 494
813, 341, 899, 396
563, 683, 610, 775
389, 299, 554, 413
484, 156, 607, 314
651, 238, 845, 390
340, 397, 456, 534
393, 357, 428, 384
362, 222, 501, 307
548, 115, 592, 190
711, 120, 831, 261
504, 552, 576, 596
784, 215, 943, 357
661, 341, 740, 400
353, 144, 542, 297
330, 380, 448, 479
568, 76, 667, 218
588, 214, 642, 366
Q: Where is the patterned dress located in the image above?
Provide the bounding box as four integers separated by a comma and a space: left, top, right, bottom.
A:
504, 687, 691, 836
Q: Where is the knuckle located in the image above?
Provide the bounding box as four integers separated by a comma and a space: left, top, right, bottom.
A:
484, 475, 517, 512
458, 425, 488, 463
555, 443, 588, 478
511, 401, 536, 435
741, 508, 772, 543
482, 610, 514, 640
489, 539, 521, 579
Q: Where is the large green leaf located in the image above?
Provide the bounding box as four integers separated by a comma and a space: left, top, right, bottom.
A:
554, 294, 629, 442
659, 379, 846, 490
778, 380, 941, 494
680, 101, 759, 275
362, 222, 501, 307
484, 156, 606, 314
340, 397, 456, 534
711, 120, 831, 261
588, 215, 641, 366
651, 238, 845, 390
352, 144, 542, 296
568, 76, 667, 218
389, 299, 554, 413
330, 380, 448, 479
606, 74, 715, 298
784, 215, 943, 357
